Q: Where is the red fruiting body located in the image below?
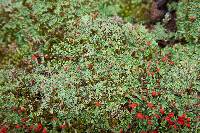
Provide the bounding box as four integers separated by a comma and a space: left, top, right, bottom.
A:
168, 112, 174, 118
76, 66, 81, 72
119, 128, 123, 133
136, 112, 145, 119
29, 125, 34, 130
44, 54, 49, 59
160, 108, 165, 115
32, 54, 38, 61
147, 72, 151, 76
147, 61, 151, 68
12, 106, 17, 111
129, 103, 138, 109
168, 120, 174, 125
51, 117, 58, 121
60, 124, 66, 129
15, 124, 21, 129
142, 96, 146, 101
30, 79, 36, 85
152, 91, 157, 97
177, 117, 185, 125
154, 114, 160, 119
42, 128, 48, 133
17, 110, 22, 114
148, 120, 153, 125
147, 102, 154, 109
21, 117, 29, 123
162, 56, 168, 62
127, 124, 131, 129
187, 118, 191, 122
169, 61, 174, 65
181, 113, 186, 118
173, 125, 177, 129
0, 127, 7, 133
186, 123, 190, 128
23, 124, 27, 129
35, 123, 43, 132
165, 116, 171, 121
156, 67, 160, 72
145, 115, 150, 119
152, 130, 158, 133
189, 16, 196, 22
87, 64, 93, 70
151, 72, 155, 77
20, 106, 26, 112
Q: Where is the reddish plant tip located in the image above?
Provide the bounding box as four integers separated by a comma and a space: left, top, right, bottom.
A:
76, 66, 81, 72
20, 106, 26, 112
189, 16, 196, 22
44, 54, 49, 59
142, 96, 147, 101
95, 101, 101, 107
119, 128, 123, 133
147, 72, 151, 77
169, 61, 174, 65
156, 67, 160, 72
87, 63, 94, 70
146, 41, 151, 46
151, 72, 155, 77
64, 66, 69, 71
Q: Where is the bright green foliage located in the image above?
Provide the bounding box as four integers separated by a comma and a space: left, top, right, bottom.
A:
115, 0, 152, 22
176, 0, 200, 43
0, 0, 199, 133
